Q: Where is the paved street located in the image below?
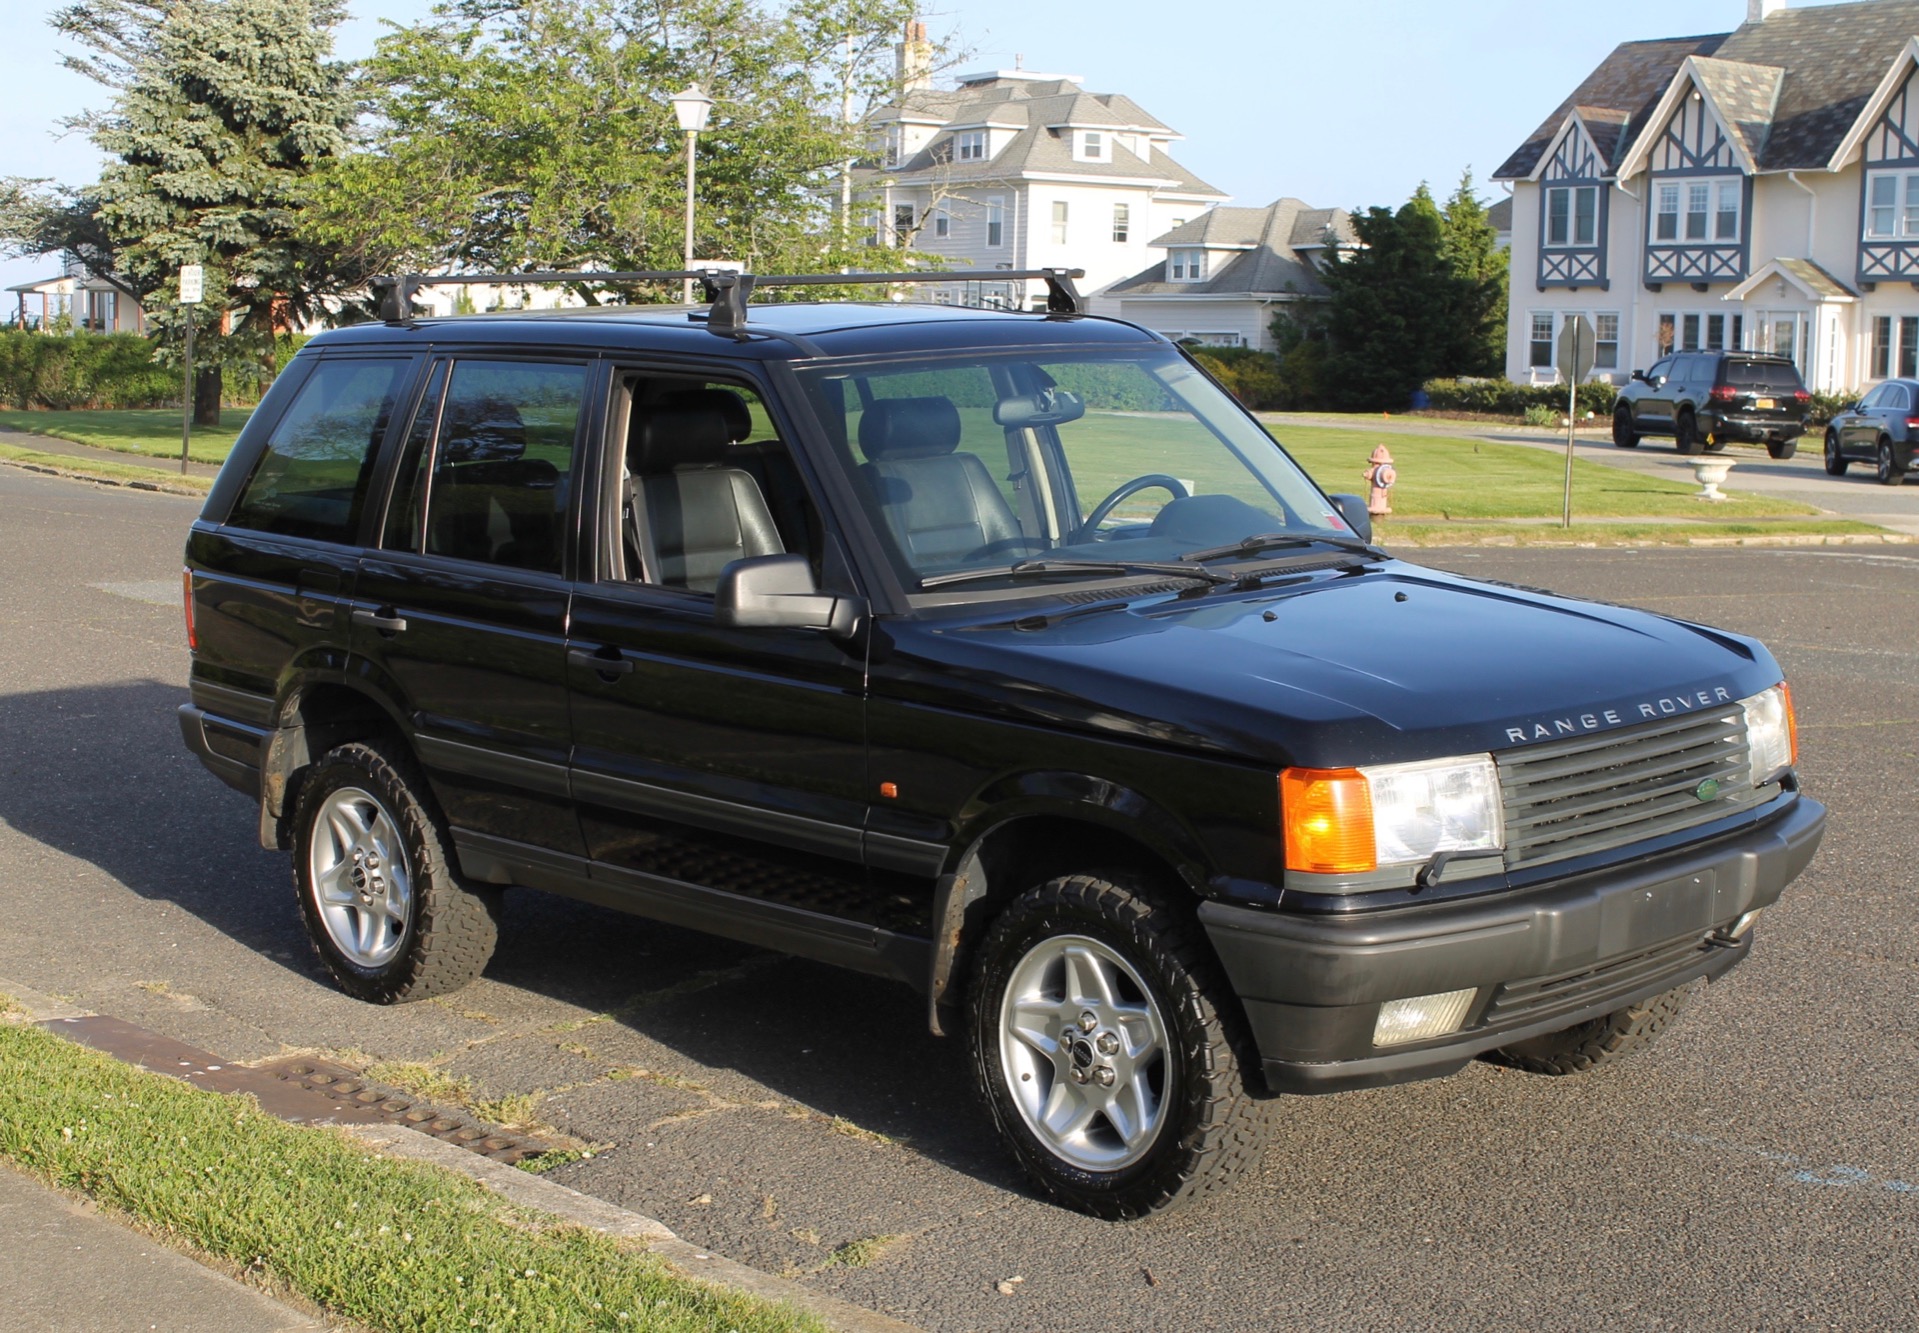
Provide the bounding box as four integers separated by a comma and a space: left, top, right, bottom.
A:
2, 464, 1915, 1331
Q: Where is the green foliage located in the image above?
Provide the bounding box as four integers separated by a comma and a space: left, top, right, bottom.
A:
1807, 389, 1854, 426
1521, 404, 1560, 428
1437, 170, 1506, 378
0, 328, 176, 409
1421, 376, 1618, 418
1189, 347, 1288, 410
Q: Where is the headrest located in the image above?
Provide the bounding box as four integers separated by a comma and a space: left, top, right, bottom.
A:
442, 396, 527, 463
858, 396, 962, 462
632, 402, 736, 472
659, 388, 752, 443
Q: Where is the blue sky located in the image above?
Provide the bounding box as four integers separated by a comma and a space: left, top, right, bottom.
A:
0, 0, 1864, 293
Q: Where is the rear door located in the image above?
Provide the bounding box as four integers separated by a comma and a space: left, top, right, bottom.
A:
352, 355, 598, 857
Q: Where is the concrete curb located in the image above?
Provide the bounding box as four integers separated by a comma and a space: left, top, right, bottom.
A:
0, 453, 207, 495
0, 978, 919, 1333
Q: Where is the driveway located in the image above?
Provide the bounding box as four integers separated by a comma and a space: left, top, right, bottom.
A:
2, 465, 1914, 1331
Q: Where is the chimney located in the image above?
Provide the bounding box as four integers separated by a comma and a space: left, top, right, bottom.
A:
897, 19, 932, 92
1746, 0, 1785, 22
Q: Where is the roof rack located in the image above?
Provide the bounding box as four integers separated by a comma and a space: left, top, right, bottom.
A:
368, 267, 1087, 333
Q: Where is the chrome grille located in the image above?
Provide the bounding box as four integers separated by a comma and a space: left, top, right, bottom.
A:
1498, 709, 1767, 871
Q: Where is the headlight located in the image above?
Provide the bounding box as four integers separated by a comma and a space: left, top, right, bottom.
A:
1281, 754, 1504, 874
1741, 682, 1796, 786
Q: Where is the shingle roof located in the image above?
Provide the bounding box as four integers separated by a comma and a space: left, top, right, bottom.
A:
887, 124, 1223, 195
1499, 1, 1919, 179
1104, 199, 1354, 298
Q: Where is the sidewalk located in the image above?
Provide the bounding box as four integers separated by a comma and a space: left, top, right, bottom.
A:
0, 1163, 336, 1333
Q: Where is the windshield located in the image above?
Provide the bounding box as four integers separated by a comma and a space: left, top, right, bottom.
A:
794, 345, 1351, 595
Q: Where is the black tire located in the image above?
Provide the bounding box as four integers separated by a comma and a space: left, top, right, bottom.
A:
1482, 982, 1693, 1076
1824, 431, 1848, 476
1611, 407, 1639, 448
1674, 410, 1702, 455
1766, 439, 1797, 460
966, 874, 1264, 1219
292, 740, 501, 1004
1877, 439, 1906, 486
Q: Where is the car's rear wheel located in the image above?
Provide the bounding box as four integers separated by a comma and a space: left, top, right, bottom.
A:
1611, 407, 1639, 448
1878, 438, 1907, 486
1766, 439, 1797, 460
967, 873, 1263, 1219
1674, 410, 1702, 455
293, 740, 501, 1004
1483, 982, 1694, 1076
1824, 430, 1848, 476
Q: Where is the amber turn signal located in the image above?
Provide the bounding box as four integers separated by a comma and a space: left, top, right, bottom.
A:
1781, 680, 1798, 768
1279, 767, 1376, 874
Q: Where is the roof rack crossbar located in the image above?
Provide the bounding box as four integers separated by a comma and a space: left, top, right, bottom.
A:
368, 266, 1087, 327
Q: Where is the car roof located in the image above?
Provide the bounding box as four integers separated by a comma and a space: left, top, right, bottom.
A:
302, 301, 1165, 362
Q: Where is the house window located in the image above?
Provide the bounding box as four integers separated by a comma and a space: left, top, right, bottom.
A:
1051, 201, 1068, 245
1545, 186, 1596, 247
985, 197, 1003, 248
1707, 313, 1725, 351
1594, 312, 1619, 369
1873, 316, 1892, 378
1686, 184, 1709, 240
1529, 312, 1554, 368
1903, 316, 1918, 378
1112, 203, 1129, 243
893, 204, 914, 246
1170, 250, 1205, 281
932, 208, 949, 239
1864, 171, 1919, 238
1715, 181, 1740, 241
1657, 313, 1676, 353
1077, 131, 1109, 162
956, 130, 986, 161
1656, 186, 1680, 241
1653, 178, 1741, 244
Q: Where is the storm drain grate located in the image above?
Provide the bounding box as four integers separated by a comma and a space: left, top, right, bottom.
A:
253, 1057, 552, 1166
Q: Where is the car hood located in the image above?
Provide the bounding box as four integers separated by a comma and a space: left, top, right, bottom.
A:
883, 563, 1782, 767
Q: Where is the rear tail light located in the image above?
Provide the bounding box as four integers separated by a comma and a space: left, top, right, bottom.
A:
1793, 389, 1811, 403
1903, 418, 1919, 431
1708, 385, 1738, 403
182, 566, 197, 651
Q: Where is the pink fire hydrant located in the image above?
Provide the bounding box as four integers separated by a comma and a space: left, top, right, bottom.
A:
1363, 445, 1397, 516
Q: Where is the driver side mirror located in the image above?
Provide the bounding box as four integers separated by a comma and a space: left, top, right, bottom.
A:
1630, 369, 1650, 384
1328, 494, 1373, 544
715, 554, 864, 639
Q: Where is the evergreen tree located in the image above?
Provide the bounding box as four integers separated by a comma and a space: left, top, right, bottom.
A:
1317, 192, 1458, 410
1438, 169, 1507, 377
62, 0, 353, 425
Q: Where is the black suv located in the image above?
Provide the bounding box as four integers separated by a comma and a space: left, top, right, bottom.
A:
1614, 351, 1810, 458
179, 270, 1824, 1219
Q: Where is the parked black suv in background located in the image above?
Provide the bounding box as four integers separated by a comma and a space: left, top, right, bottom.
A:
1614, 351, 1810, 458
179, 270, 1824, 1219
1822, 377, 1915, 484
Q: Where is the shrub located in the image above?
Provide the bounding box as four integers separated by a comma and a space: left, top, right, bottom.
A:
1190, 346, 1290, 410
1522, 404, 1560, 428
0, 329, 177, 409
1807, 390, 1853, 427
1422, 376, 1617, 419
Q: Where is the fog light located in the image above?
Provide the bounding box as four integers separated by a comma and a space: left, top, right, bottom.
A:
1373, 988, 1477, 1048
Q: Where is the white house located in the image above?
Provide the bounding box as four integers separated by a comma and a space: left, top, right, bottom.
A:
862, 28, 1227, 310
1495, 0, 1919, 393
1097, 199, 1355, 350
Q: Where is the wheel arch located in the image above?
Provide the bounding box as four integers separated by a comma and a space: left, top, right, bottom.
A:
260, 673, 411, 851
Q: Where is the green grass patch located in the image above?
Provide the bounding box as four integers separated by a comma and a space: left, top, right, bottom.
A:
0, 1021, 821, 1333
1375, 519, 1887, 547
0, 441, 212, 492
0, 407, 249, 464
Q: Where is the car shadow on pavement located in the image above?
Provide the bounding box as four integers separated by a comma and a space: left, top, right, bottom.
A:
0, 678, 1022, 1188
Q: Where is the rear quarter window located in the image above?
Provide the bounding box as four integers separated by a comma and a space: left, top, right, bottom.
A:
227, 357, 412, 542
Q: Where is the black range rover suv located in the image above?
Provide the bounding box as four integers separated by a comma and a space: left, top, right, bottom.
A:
180, 270, 1825, 1218
1613, 350, 1811, 458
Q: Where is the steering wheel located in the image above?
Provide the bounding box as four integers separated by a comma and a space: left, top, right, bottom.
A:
1069, 474, 1190, 544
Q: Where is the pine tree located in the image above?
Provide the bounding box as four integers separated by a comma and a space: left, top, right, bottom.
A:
1438, 169, 1508, 378
72, 0, 352, 424
1317, 192, 1458, 410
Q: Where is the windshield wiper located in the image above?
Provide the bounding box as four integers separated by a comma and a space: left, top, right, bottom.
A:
920, 558, 1237, 590
1179, 531, 1383, 563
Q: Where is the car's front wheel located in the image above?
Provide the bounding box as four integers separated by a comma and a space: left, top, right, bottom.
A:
967, 874, 1263, 1219
293, 740, 501, 1004
1611, 407, 1639, 448
1674, 410, 1702, 455
1824, 430, 1849, 476
1878, 438, 1907, 486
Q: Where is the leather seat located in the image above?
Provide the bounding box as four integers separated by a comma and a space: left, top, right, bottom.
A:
856, 396, 1023, 569
428, 397, 563, 571
630, 400, 783, 592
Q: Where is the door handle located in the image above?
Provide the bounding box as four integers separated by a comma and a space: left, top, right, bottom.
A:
351, 607, 409, 633
568, 646, 635, 676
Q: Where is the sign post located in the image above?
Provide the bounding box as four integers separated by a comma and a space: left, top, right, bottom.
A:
1556, 315, 1596, 529
178, 265, 203, 475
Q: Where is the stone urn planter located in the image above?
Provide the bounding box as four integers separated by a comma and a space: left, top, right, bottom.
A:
1690, 455, 1737, 501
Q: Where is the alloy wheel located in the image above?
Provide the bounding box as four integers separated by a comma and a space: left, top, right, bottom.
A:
308, 786, 412, 968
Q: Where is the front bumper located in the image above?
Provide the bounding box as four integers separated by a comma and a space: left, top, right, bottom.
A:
1201, 795, 1825, 1095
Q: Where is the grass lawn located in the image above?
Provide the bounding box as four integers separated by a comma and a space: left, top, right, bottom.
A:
0, 407, 251, 465
0, 441, 212, 492
0, 1012, 821, 1333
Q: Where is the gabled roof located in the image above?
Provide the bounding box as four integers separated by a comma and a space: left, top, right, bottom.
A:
1104, 199, 1355, 299
1725, 257, 1857, 302
884, 124, 1224, 195
1501, 1, 1919, 180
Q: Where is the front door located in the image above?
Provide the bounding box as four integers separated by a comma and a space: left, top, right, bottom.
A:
352, 355, 595, 856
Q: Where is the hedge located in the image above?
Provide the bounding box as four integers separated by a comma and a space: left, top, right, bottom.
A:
0, 329, 310, 410
1421, 376, 1619, 419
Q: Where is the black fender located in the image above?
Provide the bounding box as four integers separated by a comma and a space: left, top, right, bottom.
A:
258, 657, 411, 849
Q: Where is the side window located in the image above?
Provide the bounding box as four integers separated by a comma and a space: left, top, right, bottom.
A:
228, 358, 411, 542
420, 360, 586, 573
1647, 358, 1672, 386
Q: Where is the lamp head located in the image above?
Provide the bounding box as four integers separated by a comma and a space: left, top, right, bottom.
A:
671, 84, 714, 133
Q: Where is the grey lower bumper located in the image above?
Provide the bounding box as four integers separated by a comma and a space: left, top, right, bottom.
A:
1201, 796, 1826, 1095
177, 703, 266, 798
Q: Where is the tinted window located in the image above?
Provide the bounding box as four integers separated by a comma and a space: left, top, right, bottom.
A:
1648, 358, 1673, 383
421, 360, 585, 573
228, 358, 410, 542
1724, 359, 1803, 392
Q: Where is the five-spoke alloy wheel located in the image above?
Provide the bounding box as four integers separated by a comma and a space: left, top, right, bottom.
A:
309, 786, 412, 969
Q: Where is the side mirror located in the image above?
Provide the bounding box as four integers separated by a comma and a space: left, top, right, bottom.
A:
1328, 493, 1373, 544
1630, 369, 1650, 384
715, 554, 863, 637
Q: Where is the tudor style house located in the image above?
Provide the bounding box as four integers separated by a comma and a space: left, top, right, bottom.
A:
1496, 0, 1919, 393
861, 26, 1228, 311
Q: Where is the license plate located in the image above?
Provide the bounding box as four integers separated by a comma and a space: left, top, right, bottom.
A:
1756, 397, 1775, 409
1600, 871, 1717, 954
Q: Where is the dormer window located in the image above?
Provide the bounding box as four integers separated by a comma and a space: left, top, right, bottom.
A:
1865, 171, 1919, 239
956, 130, 987, 162
1169, 249, 1205, 281
1076, 130, 1110, 162
1545, 186, 1596, 247
1653, 178, 1740, 243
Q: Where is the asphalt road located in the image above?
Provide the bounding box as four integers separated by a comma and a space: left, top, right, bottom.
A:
2, 465, 1914, 1331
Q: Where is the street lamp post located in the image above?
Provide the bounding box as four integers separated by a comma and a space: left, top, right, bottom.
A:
670, 84, 714, 305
